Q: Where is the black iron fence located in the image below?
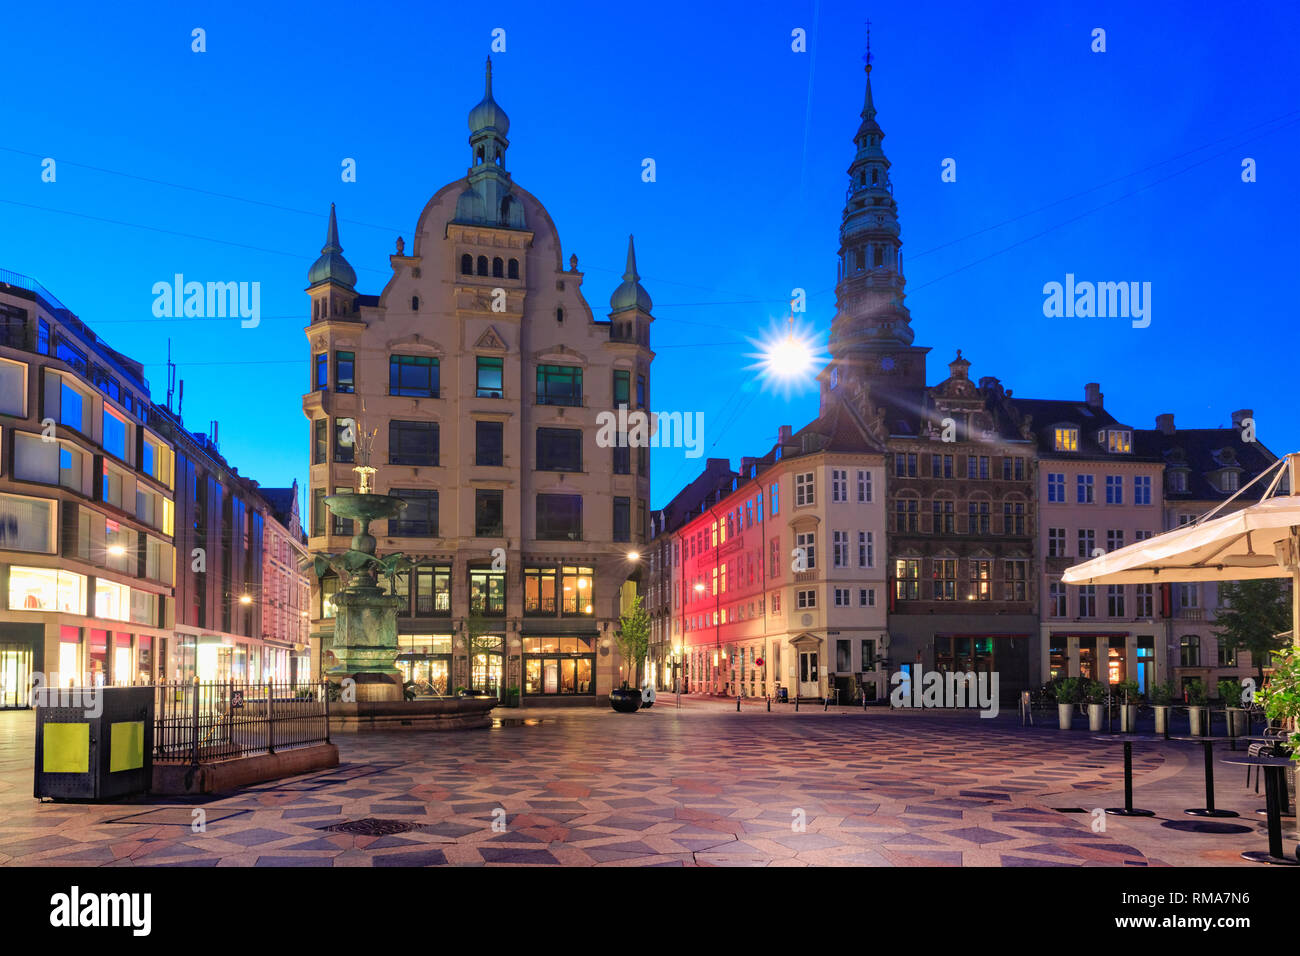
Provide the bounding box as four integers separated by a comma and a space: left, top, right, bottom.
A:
153, 681, 330, 764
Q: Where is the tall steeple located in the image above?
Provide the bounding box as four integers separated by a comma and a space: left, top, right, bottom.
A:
827, 37, 914, 357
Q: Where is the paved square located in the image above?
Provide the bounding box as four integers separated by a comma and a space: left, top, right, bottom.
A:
0, 701, 1290, 866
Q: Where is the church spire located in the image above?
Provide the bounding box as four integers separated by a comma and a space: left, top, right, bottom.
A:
827, 40, 914, 358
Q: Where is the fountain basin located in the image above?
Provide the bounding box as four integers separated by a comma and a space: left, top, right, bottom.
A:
330, 696, 497, 732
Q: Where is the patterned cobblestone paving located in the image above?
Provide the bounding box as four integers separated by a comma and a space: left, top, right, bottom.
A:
0, 703, 1284, 866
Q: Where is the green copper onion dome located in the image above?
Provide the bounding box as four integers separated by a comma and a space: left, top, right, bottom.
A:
307, 203, 356, 289
609, 235, 652, 313
468, 57, 509, 136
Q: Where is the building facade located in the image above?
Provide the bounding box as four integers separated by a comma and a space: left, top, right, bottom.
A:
302, 60, 652, 704
261, 483, 311, 682
1013, 387, 1166, 691
0, 271, 176, 704
650, 402, 888, 703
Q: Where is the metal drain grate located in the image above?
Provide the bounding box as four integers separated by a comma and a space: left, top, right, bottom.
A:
316, 817, 422, 836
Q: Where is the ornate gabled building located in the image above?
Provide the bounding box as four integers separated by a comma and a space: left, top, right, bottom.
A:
302, 59, 653, 705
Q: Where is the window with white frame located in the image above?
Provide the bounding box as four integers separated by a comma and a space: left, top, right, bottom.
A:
1077, 473, 1095, 504
795, 531, 816, 570
857, 531, 873, 568
1105, 475, 1123, 504
858, 588, 875, 608
1048, 527, 1066, 557
833, 588, 850, 607
796, 589, 816, 609
1048, 581, 1067, 617
831, 469, 847, 502
1047, 472, 1065, 503
832, 531, 848, 568
795, 472, 815, 507
856, 470, 872, 503
1134, 475, 1151, 505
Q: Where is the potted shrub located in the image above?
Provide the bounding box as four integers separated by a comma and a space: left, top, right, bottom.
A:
503, 685, 521, 708
1056, 677, 1081, 730
1085, 680, 1108, 732
1150, 680, 1175, 734
1185, 680, 1209, 736
1218, 678, 1247, 736
1256, 647, 1300, 756
1115, 680, 1142, 732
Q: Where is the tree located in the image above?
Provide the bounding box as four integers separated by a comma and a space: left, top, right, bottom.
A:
1213, 579, 1291, 682
616, 592, 651, 689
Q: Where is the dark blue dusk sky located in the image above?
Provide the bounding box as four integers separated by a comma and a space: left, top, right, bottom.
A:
2, 0, 1297, 512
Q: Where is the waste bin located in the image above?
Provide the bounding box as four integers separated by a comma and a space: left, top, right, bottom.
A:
34, 686, 153, 801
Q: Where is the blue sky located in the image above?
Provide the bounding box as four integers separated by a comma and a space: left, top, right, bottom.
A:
2, 0, 1297, 512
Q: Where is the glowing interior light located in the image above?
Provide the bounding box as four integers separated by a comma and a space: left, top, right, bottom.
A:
107, 544, 126, 557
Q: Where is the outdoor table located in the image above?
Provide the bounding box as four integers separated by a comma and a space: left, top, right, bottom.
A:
1092, 734, 1163, 817
1170, 735, 1240, 818
1235, 736, 1297, 818
1222, 756, 1300, 865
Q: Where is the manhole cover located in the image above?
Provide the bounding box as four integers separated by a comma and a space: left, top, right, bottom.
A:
317, 818, 420, 836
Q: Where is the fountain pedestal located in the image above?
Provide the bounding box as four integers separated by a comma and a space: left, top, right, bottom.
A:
327, 585, 406, 702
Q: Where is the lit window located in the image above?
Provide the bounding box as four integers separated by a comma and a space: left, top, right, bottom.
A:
1054, 427, 1079, 452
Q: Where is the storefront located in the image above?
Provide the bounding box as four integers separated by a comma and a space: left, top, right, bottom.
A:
521, 636, 596, 698
395, 634, 452, 696
1047, 631, 1157, 693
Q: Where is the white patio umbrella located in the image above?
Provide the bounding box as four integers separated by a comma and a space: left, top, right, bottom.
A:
1063, 453, 1300, 647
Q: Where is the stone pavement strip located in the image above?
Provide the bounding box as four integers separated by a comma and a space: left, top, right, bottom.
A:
0, 704, 1288, 867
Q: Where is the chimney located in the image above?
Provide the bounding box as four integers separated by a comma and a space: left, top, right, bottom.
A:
1084, 383, 1103, 408
1156, 413, 1175, 435
1231, 409, 1253, 428
778, 425, 792, 443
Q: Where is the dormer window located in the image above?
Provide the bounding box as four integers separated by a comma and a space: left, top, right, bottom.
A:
1107, 429, 1132, 454
1169, 470, 1188, 493
830, 368, 839, 389
1221, 471, 1240, 492
1054, 427, 1079, 452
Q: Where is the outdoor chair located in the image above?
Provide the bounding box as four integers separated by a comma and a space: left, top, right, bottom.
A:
1246, 722, 1291, 793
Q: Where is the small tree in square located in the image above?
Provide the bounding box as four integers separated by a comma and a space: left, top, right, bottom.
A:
616, 592, 651, 690
1213, 579, 1291, 683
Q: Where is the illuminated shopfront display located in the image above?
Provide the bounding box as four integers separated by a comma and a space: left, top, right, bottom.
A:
8, 567, 87, 614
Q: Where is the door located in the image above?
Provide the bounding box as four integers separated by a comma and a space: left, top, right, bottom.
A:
798, 651, 819, 699
0, 643, 32, 709
471, 652, 502, 694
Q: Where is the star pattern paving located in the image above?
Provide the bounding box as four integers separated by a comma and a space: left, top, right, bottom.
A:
0, 703, 1283, 867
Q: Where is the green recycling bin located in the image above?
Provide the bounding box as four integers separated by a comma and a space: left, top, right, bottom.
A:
34, 686, 154, 801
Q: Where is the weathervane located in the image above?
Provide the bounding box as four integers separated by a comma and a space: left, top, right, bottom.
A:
864, 19, 873, 71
